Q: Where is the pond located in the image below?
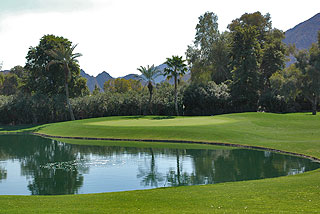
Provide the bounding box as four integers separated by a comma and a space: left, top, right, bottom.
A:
0, 135, 319, 195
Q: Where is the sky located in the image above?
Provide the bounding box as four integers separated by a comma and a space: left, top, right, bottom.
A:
0, 0, 319, 77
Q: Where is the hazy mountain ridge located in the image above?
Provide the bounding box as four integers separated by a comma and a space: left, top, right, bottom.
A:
283, 13, 320, 50
80, 70, 113, 92
283, 13, 320, 66
81, 63, 191, 92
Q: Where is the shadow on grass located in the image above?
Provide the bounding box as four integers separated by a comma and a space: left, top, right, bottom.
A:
122, 116, 146, 120
0, 124, 48, 133
151, 116, 176, 120
121, 116, 176, 120
304, 113, 319, 116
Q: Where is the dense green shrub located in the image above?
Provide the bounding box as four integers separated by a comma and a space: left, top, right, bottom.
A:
183, 81, 231, 115
0, 80, 314, 125
0, 93, 68, 125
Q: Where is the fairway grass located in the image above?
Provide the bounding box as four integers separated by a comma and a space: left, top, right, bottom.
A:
0, 112, 320, 213
87, 116, 236, 127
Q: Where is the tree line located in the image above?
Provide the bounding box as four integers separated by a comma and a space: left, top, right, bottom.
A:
0, 11, 319, 125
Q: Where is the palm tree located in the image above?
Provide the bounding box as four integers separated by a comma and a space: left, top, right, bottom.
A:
46, 44, 82, 121
164, 56, 188, 116
137, 64, 161, 114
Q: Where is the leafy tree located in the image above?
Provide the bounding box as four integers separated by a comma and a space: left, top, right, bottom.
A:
0, 65, 27, 96
183, 81, 231, 115
295, 33, 320, 115
0, 73, 20, 95
228, 11, 272, 44
92, 84, 101, 95
152, 82, 176, 115
186, 12, 231, 84
194, 12, 219, 57
230, 25, 261, 110
24, 35, 87, 98
0, 73, 3, 87
270, 65, 302, 103
270, 31, 320, 115
128, 79, 143, 92
46, 43, 82, 121
228, 12, 286, 110
260, 29, 286, 89
137, 65, 161, 114
104, 78, 142, 94
104, 78, 131, 93
209, 32, 231, 83
70, 77, 90, 97
10, 65, 25, 79
164, 56, 188, 115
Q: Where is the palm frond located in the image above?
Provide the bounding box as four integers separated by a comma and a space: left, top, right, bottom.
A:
46, 43, 82, 69
164, 56, 187, 80
137, 64, 161, 84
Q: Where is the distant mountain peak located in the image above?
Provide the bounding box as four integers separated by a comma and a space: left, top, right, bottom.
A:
81, 64, 191, 92
284, 13, 320, 50
80, 70, 113, 92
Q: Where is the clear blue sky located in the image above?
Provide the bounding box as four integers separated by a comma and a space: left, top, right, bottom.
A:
0, 0, 319, 77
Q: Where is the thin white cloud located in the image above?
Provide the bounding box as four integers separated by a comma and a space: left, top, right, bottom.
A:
0, 0, 96, 14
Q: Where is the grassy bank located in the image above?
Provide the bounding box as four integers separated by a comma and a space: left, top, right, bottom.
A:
0, 112, 320, 213
34, 112, 320, 158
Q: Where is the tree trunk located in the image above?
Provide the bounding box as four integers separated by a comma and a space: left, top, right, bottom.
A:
174, 76, 179, 116
64, 64, 75, 121
65, 82, 75, 121
148, 82, 153, 115
312, 96, 317, 115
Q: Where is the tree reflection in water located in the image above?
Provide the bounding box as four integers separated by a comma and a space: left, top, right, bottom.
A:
166, 149, 192, 187
0, 135, 319, 195
0, 166, 7, 181
137, 148, 164, 187
0, 135, 86, 195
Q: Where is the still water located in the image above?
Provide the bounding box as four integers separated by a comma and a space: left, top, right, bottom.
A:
0, 135, 319, 195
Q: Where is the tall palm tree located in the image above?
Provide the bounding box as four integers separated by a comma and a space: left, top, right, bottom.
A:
137, 64, 160, 114
164, 56, 188, 116
46, 44, 82, 121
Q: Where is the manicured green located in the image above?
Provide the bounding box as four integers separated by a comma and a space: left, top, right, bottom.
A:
0, 112, 320, 213
34, 112, 320, 158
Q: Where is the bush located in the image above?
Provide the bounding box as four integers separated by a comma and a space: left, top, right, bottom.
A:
183, 81, 231, 115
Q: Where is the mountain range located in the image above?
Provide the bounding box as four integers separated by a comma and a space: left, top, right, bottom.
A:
283, 13, 320, 65
283, 13, 320, 50
82, 13, 319, 92
81, 64, 191, 92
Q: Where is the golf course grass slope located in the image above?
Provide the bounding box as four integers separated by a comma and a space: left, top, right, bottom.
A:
0, 112, 320, 213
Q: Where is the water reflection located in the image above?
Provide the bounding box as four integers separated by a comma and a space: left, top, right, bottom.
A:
137, 148, 164, 187
0, 166, 7, 181
0, 135, 319, 195
0, 135, 85, 195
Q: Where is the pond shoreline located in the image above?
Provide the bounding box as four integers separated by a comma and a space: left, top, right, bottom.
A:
32, 132, 320, 163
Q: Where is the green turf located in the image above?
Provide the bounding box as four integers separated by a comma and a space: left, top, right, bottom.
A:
0, 112, 320, 213
34, 112, 320, 158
